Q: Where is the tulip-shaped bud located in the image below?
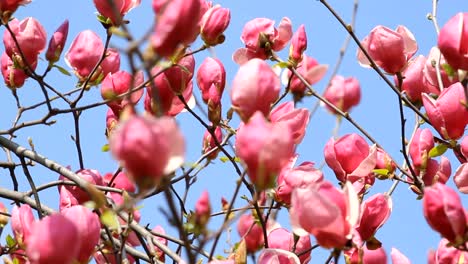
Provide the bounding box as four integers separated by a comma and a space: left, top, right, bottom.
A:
11, 204, 34, 245
323, 75, 361, 114
93, 0, 141, 26
454, 163, 468, 194
26, 214, 79, 264
270, 101, 310, 145
200, 5, 230, 46
422, 82, 468, 140
267, 228, 311, 263
411, 157, 451, 190
106, 107, 119, 137
104, 171, 136, 192
0, 0, 31, 22
258, 249, 301, 264
231, 59, 280, 122
101, 70, 144, 114
58, 168, 104, 208
288, 25, 307, 66
195, 190, 211, 227
145, 78, 195, 117
109, 115, 185, 190
65, 30, 120, 83
348, 245, 388, 264
290, 181, 359, 249
391, 248, 411, 264
197, 57, 226, 103
62, 206, 100, 263
233, 17, 292, 64
45, 20, 69, 63
163, 54, 195, 95
355, 193, 392, 242
202, 126, 222, 160
324, 133, 377, 184
235, 112, 295, 190
148, 226, 167, 262
423, 47, 457, 92
374, 148, 396, 177
423, 183, 467, 244
237, 213, 265, 253
151, 0, 201, 57
287, 55, 328, 100
276, 160, 323, 205
434, 238, 468, 263
438, 13, 468, 71
3, 18, 46, 66
398, 55, 439, 104
357, 25, 417, 74
409, 128, 434, 169
1, 52, 34, 89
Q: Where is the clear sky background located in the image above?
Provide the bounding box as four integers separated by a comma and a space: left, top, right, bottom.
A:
0, 0, 467, 263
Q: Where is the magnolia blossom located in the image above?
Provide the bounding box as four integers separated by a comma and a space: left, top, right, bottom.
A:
357, 25, 417, 74
93, 0, 141, 26
438, 12, 468, 71
45, 20, 69, 63
289, 24, 307, 65
200, 4, 230, 46
101, 70, 144, 114
233, 17, 293, 64
270, 101, 310, 144
323, 75, 361, 114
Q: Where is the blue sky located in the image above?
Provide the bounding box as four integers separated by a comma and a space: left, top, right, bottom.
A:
1, 0, 467, 263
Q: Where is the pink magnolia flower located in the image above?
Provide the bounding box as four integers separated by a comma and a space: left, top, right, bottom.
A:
45, 20, 69, 63
267, 228, 311, 263
3, 18, 46, 66
375, 148, 396, 176
289, 24, 307, 65
202, 126, 222, 160
230, 59, 280, 122
423, 47, 457, 91
65, 30, 120, 82
454, 163, 468, 194
11, 204, 34, 245
103, 171, 136, 192
235, 112, 295, 190
438, 12, 468, 71
26, 214, 79, 264
101, 70, 144, 114
411, 157, 451, 189
195, 190, 211, 226
324, 133, 377, 187
144, 79, 195, 117
391, 248, 411, 264
197, 57, 226, 104
258, 248, 301, 264
93, 0, 141, 26
237, 213, 265, 253
150, 226, 167, 262
62, 206, 100, 263
58, 168, 104, 208
286, 55, 328, 99
1, 51, 35, 89
151, 0, 202, 57
200, 5, 230, 46
323, 75, 361, 114
355, 193, 392, 241
357, 25, 418, 74
233, 17, 292, 64
0, 0, 31, 18
270, 101, 310, 144
422, 82, 468, 140
409, 128, 434, 169
423, 183, 467, 244
290, 181, 360, 249
276, 160, 323, 205
109, 115, 185, 190
348, 245, 388, 264
156, 54, 195, 95
434, 238, 468, 264
398, 55, 440, 103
